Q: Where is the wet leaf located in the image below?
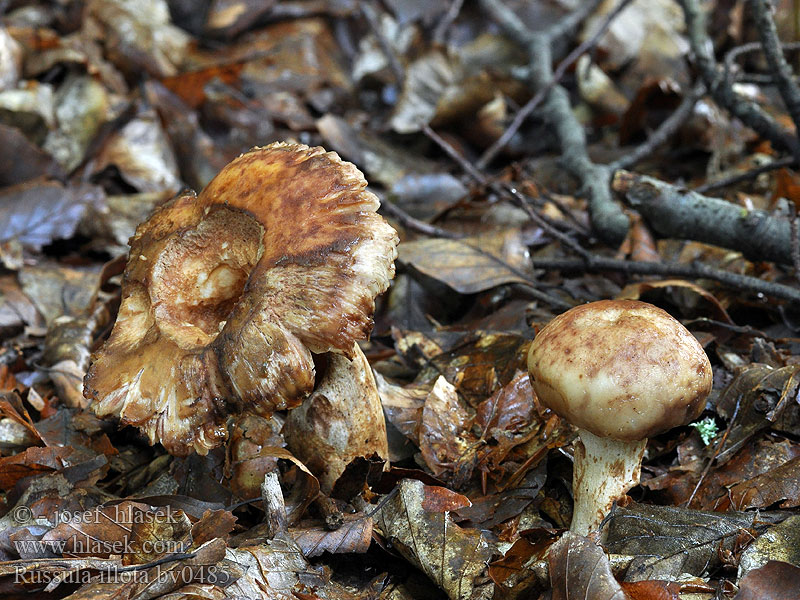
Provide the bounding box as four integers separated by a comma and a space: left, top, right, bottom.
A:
716, 455, 800, 511
290, 514, 372, 557
606, 503, 765, 582
547, 532, 628, 600
419, 376, 475, 485
398, 233, 532, 295
734, 560, 800, 600
223, 536, 327, 599
375, 478, 492, 600
738, 514, 800, 579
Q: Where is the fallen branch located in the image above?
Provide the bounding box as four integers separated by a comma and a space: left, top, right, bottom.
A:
678, 0, 800, 158
749, 0, 800, 142
613, 170, 794, 265
479, 0, 630, 244
530, 256, 800, 303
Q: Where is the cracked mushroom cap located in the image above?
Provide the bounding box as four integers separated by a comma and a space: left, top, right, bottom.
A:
84, 142, 398, 456
527, 300, 712, 441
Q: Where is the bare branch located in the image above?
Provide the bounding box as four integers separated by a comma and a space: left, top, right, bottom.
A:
749, 0, 800, 141
678, 0, 800, 158
609, 83, 706, 171
479, 0, 630, 243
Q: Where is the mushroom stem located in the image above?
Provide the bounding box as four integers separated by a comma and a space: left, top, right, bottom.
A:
571, 429, 646, 538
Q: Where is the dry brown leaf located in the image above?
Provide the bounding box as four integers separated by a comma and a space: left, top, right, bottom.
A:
716, 456, 800, 511
0, 446, 72, 491
0, 180, 102, 251
290, 513, 372, 557
40, 501, 191, 560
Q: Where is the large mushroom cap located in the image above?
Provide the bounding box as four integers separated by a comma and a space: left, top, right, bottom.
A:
527, 300, 712, 441
85, 142, 398, 456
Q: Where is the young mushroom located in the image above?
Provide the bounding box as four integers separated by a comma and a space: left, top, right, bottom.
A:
84, 142, 398, 456
527, 300, 712, 537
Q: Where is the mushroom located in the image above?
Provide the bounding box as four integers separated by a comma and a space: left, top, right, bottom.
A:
84, 142, 399, 456
527, 300, 712, 536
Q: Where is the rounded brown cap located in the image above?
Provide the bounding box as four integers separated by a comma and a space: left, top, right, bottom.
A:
527, 300, 712, 441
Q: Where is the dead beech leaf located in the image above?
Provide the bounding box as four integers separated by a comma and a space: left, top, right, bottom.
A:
86, 0, 191, 78
93, 110, 182, 194
0, 446, 72, 491
738, 515, 800, 581
58, 537, 228, 599
225, 438, 319, 526
390, 51, 456, 134
716, 456, 800, 511
374, 371, 427, 441
398, 233, 532, 294
40, 501, 190, 560
0, 274, 44, 334
606, 503, 765, 582
714, 364, 800, 464
0, 180, 103, 250
0, 123, 63, 186
620, 580, 681, 600
419, 376, 475, 485
375, 478, 492, 600
734, 560, 800, 600
617, 279, 732, 323
548, 532, 628, 600
191, 509, 238, 548
426, 333, 531, 405
224, 536, 328, 599
290, 513, 372, 557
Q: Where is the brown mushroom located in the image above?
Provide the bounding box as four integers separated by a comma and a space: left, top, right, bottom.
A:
527, 300, 712, 536
84, 142, 398, 456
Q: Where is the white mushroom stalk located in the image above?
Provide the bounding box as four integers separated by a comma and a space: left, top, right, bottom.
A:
570, 430, 645, 536
527, 300, 712, 538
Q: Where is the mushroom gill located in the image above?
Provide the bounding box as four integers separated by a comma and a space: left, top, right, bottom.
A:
84, 142, 399, 456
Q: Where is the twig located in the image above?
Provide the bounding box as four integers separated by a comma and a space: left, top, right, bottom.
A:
609, 82, 706, 171
380, 196, 462, 239
749, 0, 800, 143
479, 0, 630, 243
477, 0, 634, 169
530, 256, 800, 303
262, 470, 287, 538
422, 124, 488, 185
360, 1, 405, 87
685, 393, 743, 508
694, 156, 796, 193
422, 124, 591, 258
790, 204, 800, 285
678, 0, 800, 158
432, 0, 465, 45
614, 170, 795, 265
723, 41, 800, 83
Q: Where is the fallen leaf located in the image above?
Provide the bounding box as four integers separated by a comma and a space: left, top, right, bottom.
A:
734, 560, 800, 600
0, 180, 102, 250
375, 478, 492, 600
547, 531, 628, 600
398, 233, 532, 295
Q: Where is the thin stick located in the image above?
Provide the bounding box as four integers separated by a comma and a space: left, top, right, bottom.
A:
477, 0, 635, 169
530, 256, 800, 303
